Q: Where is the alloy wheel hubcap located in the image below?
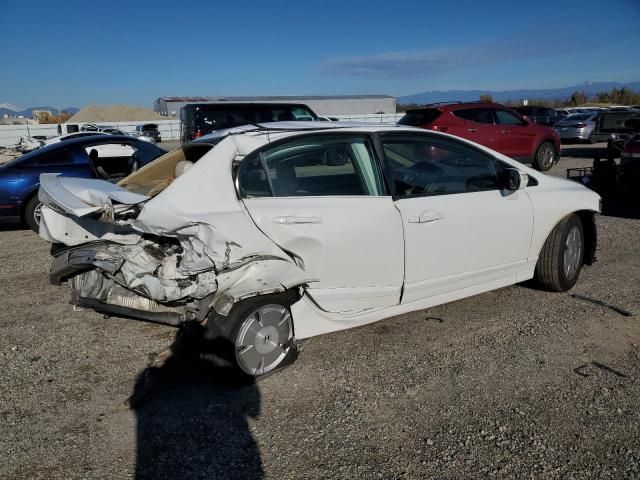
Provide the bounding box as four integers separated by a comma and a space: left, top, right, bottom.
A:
540, 145, 554, 168
33, 202, 43, 226
564, 226, 582, 280
235, 304, 293, 375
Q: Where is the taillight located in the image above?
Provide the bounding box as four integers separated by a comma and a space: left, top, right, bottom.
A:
568, 122, 587, 128
194, 130, 201, 139
432, 126, 448, 132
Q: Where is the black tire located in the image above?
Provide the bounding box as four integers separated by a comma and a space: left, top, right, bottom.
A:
24, 195, 43, 233
534, 214, 584, 292
533, 141, 556, 171
204, 292, 298, 377
588, 136, 598, 144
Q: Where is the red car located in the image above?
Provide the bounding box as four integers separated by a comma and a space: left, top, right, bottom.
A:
398, 102, 561, 171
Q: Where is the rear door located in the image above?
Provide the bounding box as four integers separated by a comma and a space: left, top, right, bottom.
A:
449, 108, 502, 152
494, 109, 536, 160
240, 133, 405, 313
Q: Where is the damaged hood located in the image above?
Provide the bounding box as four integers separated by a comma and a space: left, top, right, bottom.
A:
39, 173, 149, 217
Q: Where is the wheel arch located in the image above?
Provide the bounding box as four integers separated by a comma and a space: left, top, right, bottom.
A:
575, 209, 597, 266
19, 185, 40, 222
535, 210, 597, 267
210, 259, 312, 318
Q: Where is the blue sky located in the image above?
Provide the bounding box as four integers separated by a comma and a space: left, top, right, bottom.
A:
1, 0, 639, 108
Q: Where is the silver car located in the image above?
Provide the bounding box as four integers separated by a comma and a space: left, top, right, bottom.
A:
555, 113, 598, 143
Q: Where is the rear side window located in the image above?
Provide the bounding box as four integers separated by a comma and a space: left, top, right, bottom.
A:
398, 109, 442, 126
453, 108, 494, 125
238, 136, 384, 198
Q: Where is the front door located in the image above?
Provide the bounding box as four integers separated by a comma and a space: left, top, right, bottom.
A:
494, 109, 536, 160
240, 133, 405, 313
379, 133, 534, 303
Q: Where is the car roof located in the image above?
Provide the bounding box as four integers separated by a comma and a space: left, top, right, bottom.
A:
195, 121, 418, 143
16, 135, 154, 161
405, 101, 511, 112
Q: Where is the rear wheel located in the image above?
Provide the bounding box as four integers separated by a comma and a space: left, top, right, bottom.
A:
205, 293, 297, 377
533, 141, 556, 171
24, 195, 43, 233
534, 214, 584, 292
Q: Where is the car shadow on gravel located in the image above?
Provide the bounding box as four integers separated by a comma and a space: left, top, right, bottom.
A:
0, 223, 28, 232
127, 325, 264, 480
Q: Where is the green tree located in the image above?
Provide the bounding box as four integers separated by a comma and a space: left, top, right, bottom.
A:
479, 94, 493, 102
568, 91, 588, 106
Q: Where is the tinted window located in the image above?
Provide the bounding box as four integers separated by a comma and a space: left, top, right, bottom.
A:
238, 136, 384, 198
382, 136, 500, 197
453, 108, 494, 124
398, 109, 442, 126
495, 110, 525, 125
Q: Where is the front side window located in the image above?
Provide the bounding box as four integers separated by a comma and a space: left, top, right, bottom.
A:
381, 135, 501, 197
495, 110, 525, 125
238, 136, 384, 198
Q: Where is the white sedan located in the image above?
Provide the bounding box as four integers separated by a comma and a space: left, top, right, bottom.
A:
37, 124, 600, 376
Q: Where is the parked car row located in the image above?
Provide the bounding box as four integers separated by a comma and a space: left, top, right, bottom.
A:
80, 122, 161, 143
398, 101, 561, 171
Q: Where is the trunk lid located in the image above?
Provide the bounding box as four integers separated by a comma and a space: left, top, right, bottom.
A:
39, 173, 150, 217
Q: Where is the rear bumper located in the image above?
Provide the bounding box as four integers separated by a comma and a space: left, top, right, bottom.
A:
557, 128, 589, 140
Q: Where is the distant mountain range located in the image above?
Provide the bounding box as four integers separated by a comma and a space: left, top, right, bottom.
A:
397, 81, 640, 105
0, 104, 79, 118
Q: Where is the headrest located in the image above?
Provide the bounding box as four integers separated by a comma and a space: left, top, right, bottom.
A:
175, 160, 194, 177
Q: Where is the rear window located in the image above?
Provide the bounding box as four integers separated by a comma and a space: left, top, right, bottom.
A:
398, 109, 442, 126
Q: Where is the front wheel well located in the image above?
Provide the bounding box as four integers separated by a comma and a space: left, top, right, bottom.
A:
575, 210, 597, 266
20, 189, 40, 221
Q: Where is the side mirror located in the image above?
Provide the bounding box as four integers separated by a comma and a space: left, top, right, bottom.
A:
503, 168, 528, 191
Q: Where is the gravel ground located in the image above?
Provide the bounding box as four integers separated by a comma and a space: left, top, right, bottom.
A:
1, 143, 639, 479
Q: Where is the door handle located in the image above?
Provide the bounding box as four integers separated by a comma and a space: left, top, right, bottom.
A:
273, 216, 322, 225
502, 130, 511, 134
408, 211, 444, 224
467, 128, 477, 132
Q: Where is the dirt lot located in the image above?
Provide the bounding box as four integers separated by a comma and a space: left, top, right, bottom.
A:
1, 143, 639, 479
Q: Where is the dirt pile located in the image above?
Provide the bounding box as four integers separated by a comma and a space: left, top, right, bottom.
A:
68, 105, 165, 123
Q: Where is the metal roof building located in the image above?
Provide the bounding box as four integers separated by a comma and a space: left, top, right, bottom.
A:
153, 95, 396, 117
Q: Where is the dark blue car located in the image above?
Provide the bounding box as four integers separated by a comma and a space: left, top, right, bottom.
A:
0, 135, 165, 231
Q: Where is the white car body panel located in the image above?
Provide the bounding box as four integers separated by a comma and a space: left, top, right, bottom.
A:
38, 125, 601, 340
395, 188, 533, 303
243, 196, 404, 312
39, 173, 149, 217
